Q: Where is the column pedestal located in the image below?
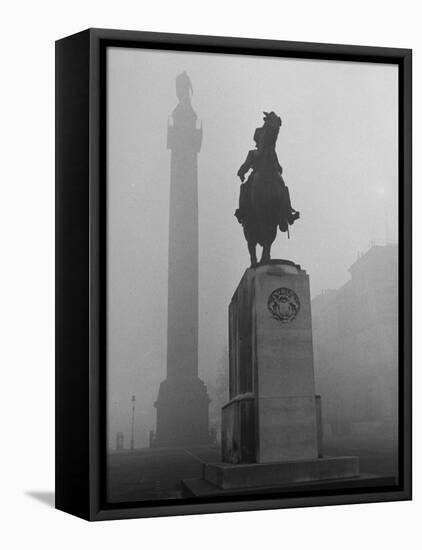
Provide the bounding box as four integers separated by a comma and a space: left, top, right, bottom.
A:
153, 376, 210, 448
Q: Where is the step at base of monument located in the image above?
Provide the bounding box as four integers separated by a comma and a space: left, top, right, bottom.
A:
182, 473, 396, 498
204, 456, 359, 490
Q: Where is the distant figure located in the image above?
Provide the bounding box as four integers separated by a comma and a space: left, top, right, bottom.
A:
235, 112, 300, 265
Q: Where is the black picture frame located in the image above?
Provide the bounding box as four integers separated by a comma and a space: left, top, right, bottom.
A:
55, 28, 412, 521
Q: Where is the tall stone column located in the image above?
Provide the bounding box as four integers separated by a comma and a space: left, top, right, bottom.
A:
153, 72, 210, 448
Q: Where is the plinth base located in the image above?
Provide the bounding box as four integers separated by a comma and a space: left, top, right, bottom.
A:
203, 456, 359, 490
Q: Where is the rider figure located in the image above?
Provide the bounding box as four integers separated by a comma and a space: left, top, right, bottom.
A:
235, 112, 300, 233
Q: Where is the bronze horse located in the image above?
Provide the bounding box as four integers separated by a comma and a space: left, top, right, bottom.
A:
235, 112, 299, 266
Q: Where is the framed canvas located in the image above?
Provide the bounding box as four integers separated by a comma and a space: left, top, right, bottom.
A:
55, 28, 412, 521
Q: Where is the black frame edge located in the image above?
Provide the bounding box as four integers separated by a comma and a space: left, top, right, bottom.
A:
400, 48, 412, 501
89, 27, 411, 60
55, 29, 92, 521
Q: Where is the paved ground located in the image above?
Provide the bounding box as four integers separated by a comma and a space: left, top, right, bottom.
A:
107, 446, 220, 503
107, 438, 398, 503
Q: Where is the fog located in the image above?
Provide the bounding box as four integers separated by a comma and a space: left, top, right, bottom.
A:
107, 47, 398, 448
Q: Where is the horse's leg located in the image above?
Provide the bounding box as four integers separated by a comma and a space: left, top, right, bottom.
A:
260, 223, 277, 263
248, 240, 258, 267
244, 226, 258, 267
261, 244, 271, 263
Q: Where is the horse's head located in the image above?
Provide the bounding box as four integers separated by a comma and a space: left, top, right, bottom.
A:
262, 111, 282, 147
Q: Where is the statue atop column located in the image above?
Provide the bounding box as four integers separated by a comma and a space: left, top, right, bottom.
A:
234, 112, 300, 266
168, 71, 202, 146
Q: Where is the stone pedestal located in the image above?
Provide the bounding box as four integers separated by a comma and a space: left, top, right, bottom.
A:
223, 260, 322, 464
182, 260, 360, 493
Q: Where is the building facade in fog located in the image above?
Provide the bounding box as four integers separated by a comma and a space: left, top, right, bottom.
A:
312, 244, 398, 439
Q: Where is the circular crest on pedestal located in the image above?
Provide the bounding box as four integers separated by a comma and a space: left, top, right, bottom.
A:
267, 287, 300, 323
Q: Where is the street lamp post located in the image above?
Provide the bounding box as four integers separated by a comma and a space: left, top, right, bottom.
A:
130, 395, 136, 452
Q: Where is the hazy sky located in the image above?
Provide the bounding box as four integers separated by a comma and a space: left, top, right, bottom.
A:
107, 47, 398, 447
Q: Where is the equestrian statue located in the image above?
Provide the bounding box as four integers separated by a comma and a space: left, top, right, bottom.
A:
235, 111, 300, 266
